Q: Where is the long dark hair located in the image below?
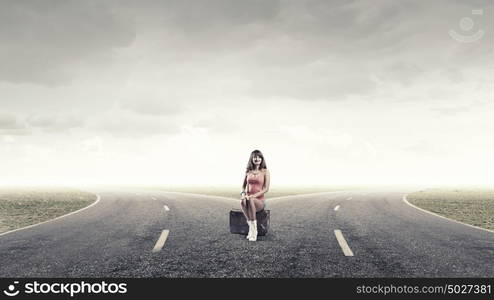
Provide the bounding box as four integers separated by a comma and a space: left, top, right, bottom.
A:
246, 149, 267, 172
243, 150, 267, 191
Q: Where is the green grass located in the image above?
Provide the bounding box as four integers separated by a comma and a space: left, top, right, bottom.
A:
0, 188, 97, 234
155, 185, 364, 199
407, 189, 494, 231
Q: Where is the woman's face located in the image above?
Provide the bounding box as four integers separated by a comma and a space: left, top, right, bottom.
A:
252, 155, 262, 166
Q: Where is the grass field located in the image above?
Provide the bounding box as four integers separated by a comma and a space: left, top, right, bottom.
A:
407, 188, 494, 231
0, 188, 97, 234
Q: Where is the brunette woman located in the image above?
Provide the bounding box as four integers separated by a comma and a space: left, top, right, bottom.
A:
240, 150, 270, 241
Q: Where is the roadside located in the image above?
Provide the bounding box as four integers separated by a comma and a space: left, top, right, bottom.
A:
0, 188, 97, 234
407, 188, 494, 231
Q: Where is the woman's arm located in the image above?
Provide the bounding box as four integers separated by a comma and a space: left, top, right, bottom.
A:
241, 172, 248, 199
250, 169, 270, 198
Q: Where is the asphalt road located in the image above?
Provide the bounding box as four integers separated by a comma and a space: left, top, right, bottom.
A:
0, 188, 493, 278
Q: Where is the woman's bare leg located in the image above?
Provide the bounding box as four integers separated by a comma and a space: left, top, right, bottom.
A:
241, 199, 252, 221
248, 198, 256, 221
248, 198, 263, 220
252, 199, 265, 213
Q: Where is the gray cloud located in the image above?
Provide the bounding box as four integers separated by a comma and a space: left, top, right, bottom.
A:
1, 0, 494, 185
0, 113, 85, 135
382, 62, 425, 86
244, 59, 377, 100
0, 0, 136, 85
192, 115, 239, 133
0, 113, 29, 135
117, 0, 494, 101
26, 114, 84, 132
1, 0, 494, 100
93, 112, 181, 137
162, 0, 281, 32
0, 114, 22, 129
119, 97, 184, 116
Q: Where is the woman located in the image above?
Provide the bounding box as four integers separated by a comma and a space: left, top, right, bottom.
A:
240, 150, 270, 242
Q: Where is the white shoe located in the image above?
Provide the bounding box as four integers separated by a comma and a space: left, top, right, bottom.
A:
246, 220, 253, 239
248, 220, 257, 242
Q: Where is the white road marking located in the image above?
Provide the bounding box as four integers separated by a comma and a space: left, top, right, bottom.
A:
346, 197, 352, 200
0, 195, 101, 238
334, 230, 354, 256
403, 195, 494, 234
164, 205, 170, 211
334, 205, 340, 211
151, 197, 157, 200
152, 230, 170, 252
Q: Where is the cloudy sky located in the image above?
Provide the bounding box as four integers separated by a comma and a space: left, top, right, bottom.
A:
1, 0, 493, 186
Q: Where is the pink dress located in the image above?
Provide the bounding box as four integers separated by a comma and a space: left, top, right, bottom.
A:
247, 170, 265, 201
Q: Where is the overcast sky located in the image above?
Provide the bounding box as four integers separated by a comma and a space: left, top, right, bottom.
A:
1, 0, 493, 187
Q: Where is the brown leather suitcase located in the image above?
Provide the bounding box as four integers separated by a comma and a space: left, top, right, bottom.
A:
229, 209, 270, 236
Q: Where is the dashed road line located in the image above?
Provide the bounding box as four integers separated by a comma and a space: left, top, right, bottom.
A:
151, 197, 157, 201
334, 230, 354, 256
334, 205, 340, 211
164, 205, 170, 212
346, 197, 352, 200
152, 230, 170, 252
